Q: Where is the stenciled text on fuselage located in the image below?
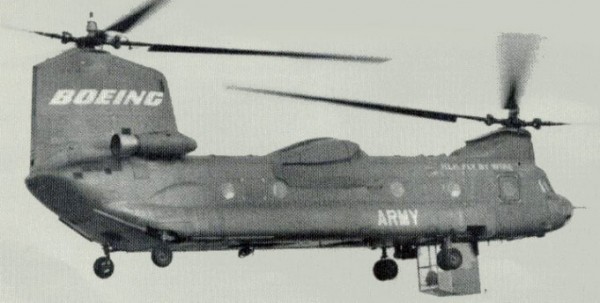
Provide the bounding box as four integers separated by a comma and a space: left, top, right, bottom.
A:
378, 209, 418, 227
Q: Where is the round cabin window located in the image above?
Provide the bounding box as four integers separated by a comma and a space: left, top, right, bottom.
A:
449, 182, 461, 198
390, 181, 405, 198
272, 181, 288, 199
221, 183, 235, 200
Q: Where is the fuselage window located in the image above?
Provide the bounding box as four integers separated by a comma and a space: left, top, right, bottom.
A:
221, 183, 235, 200
442, 181, 461, 198
499, 175, 520, 202
449, 182, 461, 198
272, 181, 288, 199
390, 181, 405, 198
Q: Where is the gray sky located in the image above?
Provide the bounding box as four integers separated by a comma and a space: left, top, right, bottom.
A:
1, 0, 599, 302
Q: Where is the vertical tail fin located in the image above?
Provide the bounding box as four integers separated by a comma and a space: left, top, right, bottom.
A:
31, 48, 181, 170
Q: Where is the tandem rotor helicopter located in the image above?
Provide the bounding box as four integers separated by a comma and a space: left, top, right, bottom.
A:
19, 0, 575, 296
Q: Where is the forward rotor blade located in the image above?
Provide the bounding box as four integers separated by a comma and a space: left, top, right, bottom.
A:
504, 79, 518, 112
229, 86, 488, 123
539, 121, 569, 126
104, 0, 168, 33
498, 33, 542, 110
138, 43, 389, 62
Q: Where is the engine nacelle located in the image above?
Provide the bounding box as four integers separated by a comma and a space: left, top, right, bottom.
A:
110, 132, 197, 159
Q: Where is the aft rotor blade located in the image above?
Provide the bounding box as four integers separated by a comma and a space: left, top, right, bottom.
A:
229, 86, 489, 123
104, 0, 168, 33
30, 30, 63, 39
498, 33, 542, 110
2, 24, 64, 40
133, 43, 389, 62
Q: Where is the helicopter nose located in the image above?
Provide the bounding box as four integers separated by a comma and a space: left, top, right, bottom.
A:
548, 195, 573, 230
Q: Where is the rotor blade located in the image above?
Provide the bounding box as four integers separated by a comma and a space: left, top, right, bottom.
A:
504, 79, 518, 112
539, 121, 569, 126
498, 33, 542, 110
229, 86, 489, 123
32, 30, 68, 40
104, 0, 168, 33
1, 24, 63, 39
140, 43, 389, 62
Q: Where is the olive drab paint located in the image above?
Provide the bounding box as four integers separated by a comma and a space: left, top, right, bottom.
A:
25, 48, 574, 297
30, 49, 177, 169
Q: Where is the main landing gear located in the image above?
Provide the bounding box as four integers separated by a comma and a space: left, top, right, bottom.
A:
151, 245, 173, 268
93, 243, 174, 278
93, 245, 114, 279
150, 230, 175, 268
436, 238, 463, 271
373, 247, 398, 281
238, 246, 254, 258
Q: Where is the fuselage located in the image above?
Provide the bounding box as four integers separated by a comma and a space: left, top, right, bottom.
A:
25, 147, 573, 253
25, 49, 573, 255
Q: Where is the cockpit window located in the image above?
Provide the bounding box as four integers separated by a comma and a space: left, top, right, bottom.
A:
538, 178, 554, 194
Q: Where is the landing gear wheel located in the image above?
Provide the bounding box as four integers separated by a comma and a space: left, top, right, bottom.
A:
436, 247, 463, 271
93, 257, 114, 279
238, 246, 254, 258
373, 259, 398, 281
151, 246, 173, 268
425, 270, 438, 286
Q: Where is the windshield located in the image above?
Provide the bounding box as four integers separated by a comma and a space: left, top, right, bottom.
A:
538, 178, 554, 194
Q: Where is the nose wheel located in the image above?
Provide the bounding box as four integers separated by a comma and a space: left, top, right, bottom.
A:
373, 247, 398, 281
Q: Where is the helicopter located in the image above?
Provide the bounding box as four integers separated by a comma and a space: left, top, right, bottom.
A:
20, 0, 574, 297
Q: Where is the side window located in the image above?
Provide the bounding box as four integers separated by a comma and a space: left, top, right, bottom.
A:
498, 175, 520, 202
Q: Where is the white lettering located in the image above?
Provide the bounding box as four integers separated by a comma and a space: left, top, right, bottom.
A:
49, 89, 75, 105
377, 209, 419, 227
123, 90, 147, 105
113, 90, 127, 105
73, 89, 98, 105
491, 163, 514, 171
397, 210, 410, 226
378, 210, 388, 226
144, 91, 163, 106
386, 210, 398, 226
441, 163, 514, 171
94, 89, 116, 105
48, 89, 164, 106
409, 209, 418, 225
